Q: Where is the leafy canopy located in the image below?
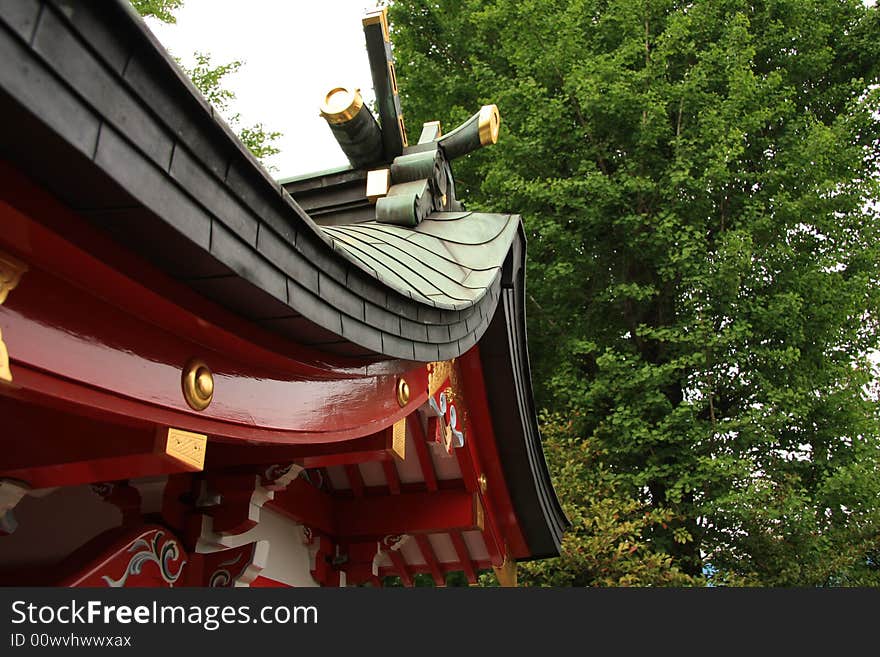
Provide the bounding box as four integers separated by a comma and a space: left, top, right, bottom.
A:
390, 0, 880, 585
132, 1, 281, 167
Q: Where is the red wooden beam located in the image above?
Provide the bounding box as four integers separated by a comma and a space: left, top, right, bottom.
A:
205, 430, 393, 470
450, 531, 477, 584
266, 478, 334, 535
344, 465, 365, 498
0, 395, 204, 488
334, 490, 479, 539
265, 479, 482, 544
386, 549, 414, 587
407, 413, 438, 492
414, 534, 445, 586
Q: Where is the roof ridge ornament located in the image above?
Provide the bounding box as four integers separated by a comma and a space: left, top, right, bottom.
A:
317, 10, 502, 226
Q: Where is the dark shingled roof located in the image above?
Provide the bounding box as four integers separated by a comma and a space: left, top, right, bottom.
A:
0, 0, 566, 557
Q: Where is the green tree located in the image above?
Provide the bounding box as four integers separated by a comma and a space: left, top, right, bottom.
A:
176, 52, 281, 164
390, 0, 880, 585
130, 0, 184, 24
133, 2, 281, 167
483, 413, 702, 586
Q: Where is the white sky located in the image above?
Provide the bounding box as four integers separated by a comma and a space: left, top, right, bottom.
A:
144, 0, 383, 179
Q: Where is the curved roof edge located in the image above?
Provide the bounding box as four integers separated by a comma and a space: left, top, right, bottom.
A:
480, 227, 569, 558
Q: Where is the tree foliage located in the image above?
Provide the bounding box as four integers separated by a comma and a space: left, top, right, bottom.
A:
130, 0, 184, 24
176, 53, 281, 165
132, 2, 281, 167
389, 0, 880, 586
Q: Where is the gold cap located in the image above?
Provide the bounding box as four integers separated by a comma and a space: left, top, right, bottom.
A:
320, 87, 364, 125
478, 104, 501, 146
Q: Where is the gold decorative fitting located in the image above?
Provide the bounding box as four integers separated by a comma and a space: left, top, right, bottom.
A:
366, 168, 391, 203
418, 120, 443, 144
182, 359, 214, 411
478, 473, 488, 494
362, 7, 390, 42
478, 104, 501, 146
0, 251, 28, 384
160, 427, 207, 471
0, 252, 27, 306
397, 114, 409, 147
474, 495, 485, 531
392, 418, 407, 460
396, 377, 410, 407
319, 87, 363, 125
427, 360, 454, 397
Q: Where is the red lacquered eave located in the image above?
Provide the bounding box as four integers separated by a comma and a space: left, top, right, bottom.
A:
0, 169, 426, 445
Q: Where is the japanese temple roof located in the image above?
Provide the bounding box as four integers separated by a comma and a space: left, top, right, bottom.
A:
0, 0, 567, 557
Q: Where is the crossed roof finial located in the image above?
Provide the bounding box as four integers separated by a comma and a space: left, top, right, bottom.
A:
319, 7, 500, 227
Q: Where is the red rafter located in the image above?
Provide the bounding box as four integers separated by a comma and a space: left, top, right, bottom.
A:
386, 549, 413, 587
319, 467, 334, 492
450, 531, 477, 584
344, 464, 365, 498
382, 459, 401, 495
414, 534, 445, 586
407, 413, 438, 492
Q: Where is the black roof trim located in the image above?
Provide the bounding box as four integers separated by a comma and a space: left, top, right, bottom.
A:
480, 226, 569, 557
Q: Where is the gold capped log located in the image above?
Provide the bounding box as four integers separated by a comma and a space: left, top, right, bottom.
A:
319, 86, 384, 168
478, 104, 501, 146
438, 104, 502, 161
320, 87, 364, 125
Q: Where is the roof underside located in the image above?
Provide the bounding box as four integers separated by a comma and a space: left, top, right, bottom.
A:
0, 0, 566, 557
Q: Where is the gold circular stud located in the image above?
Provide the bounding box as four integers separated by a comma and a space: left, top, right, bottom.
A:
478, 473, 488, 494
182, 359, 214, 411
396, 378, 410, 407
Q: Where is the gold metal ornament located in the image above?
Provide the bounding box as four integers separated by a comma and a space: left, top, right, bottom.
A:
392, 418, 406, 460
161, 427, 207, 471
396, 377, 410, 407
0, 251, 28, 384
182, 359, 214, 411
427, 360, 454, 397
